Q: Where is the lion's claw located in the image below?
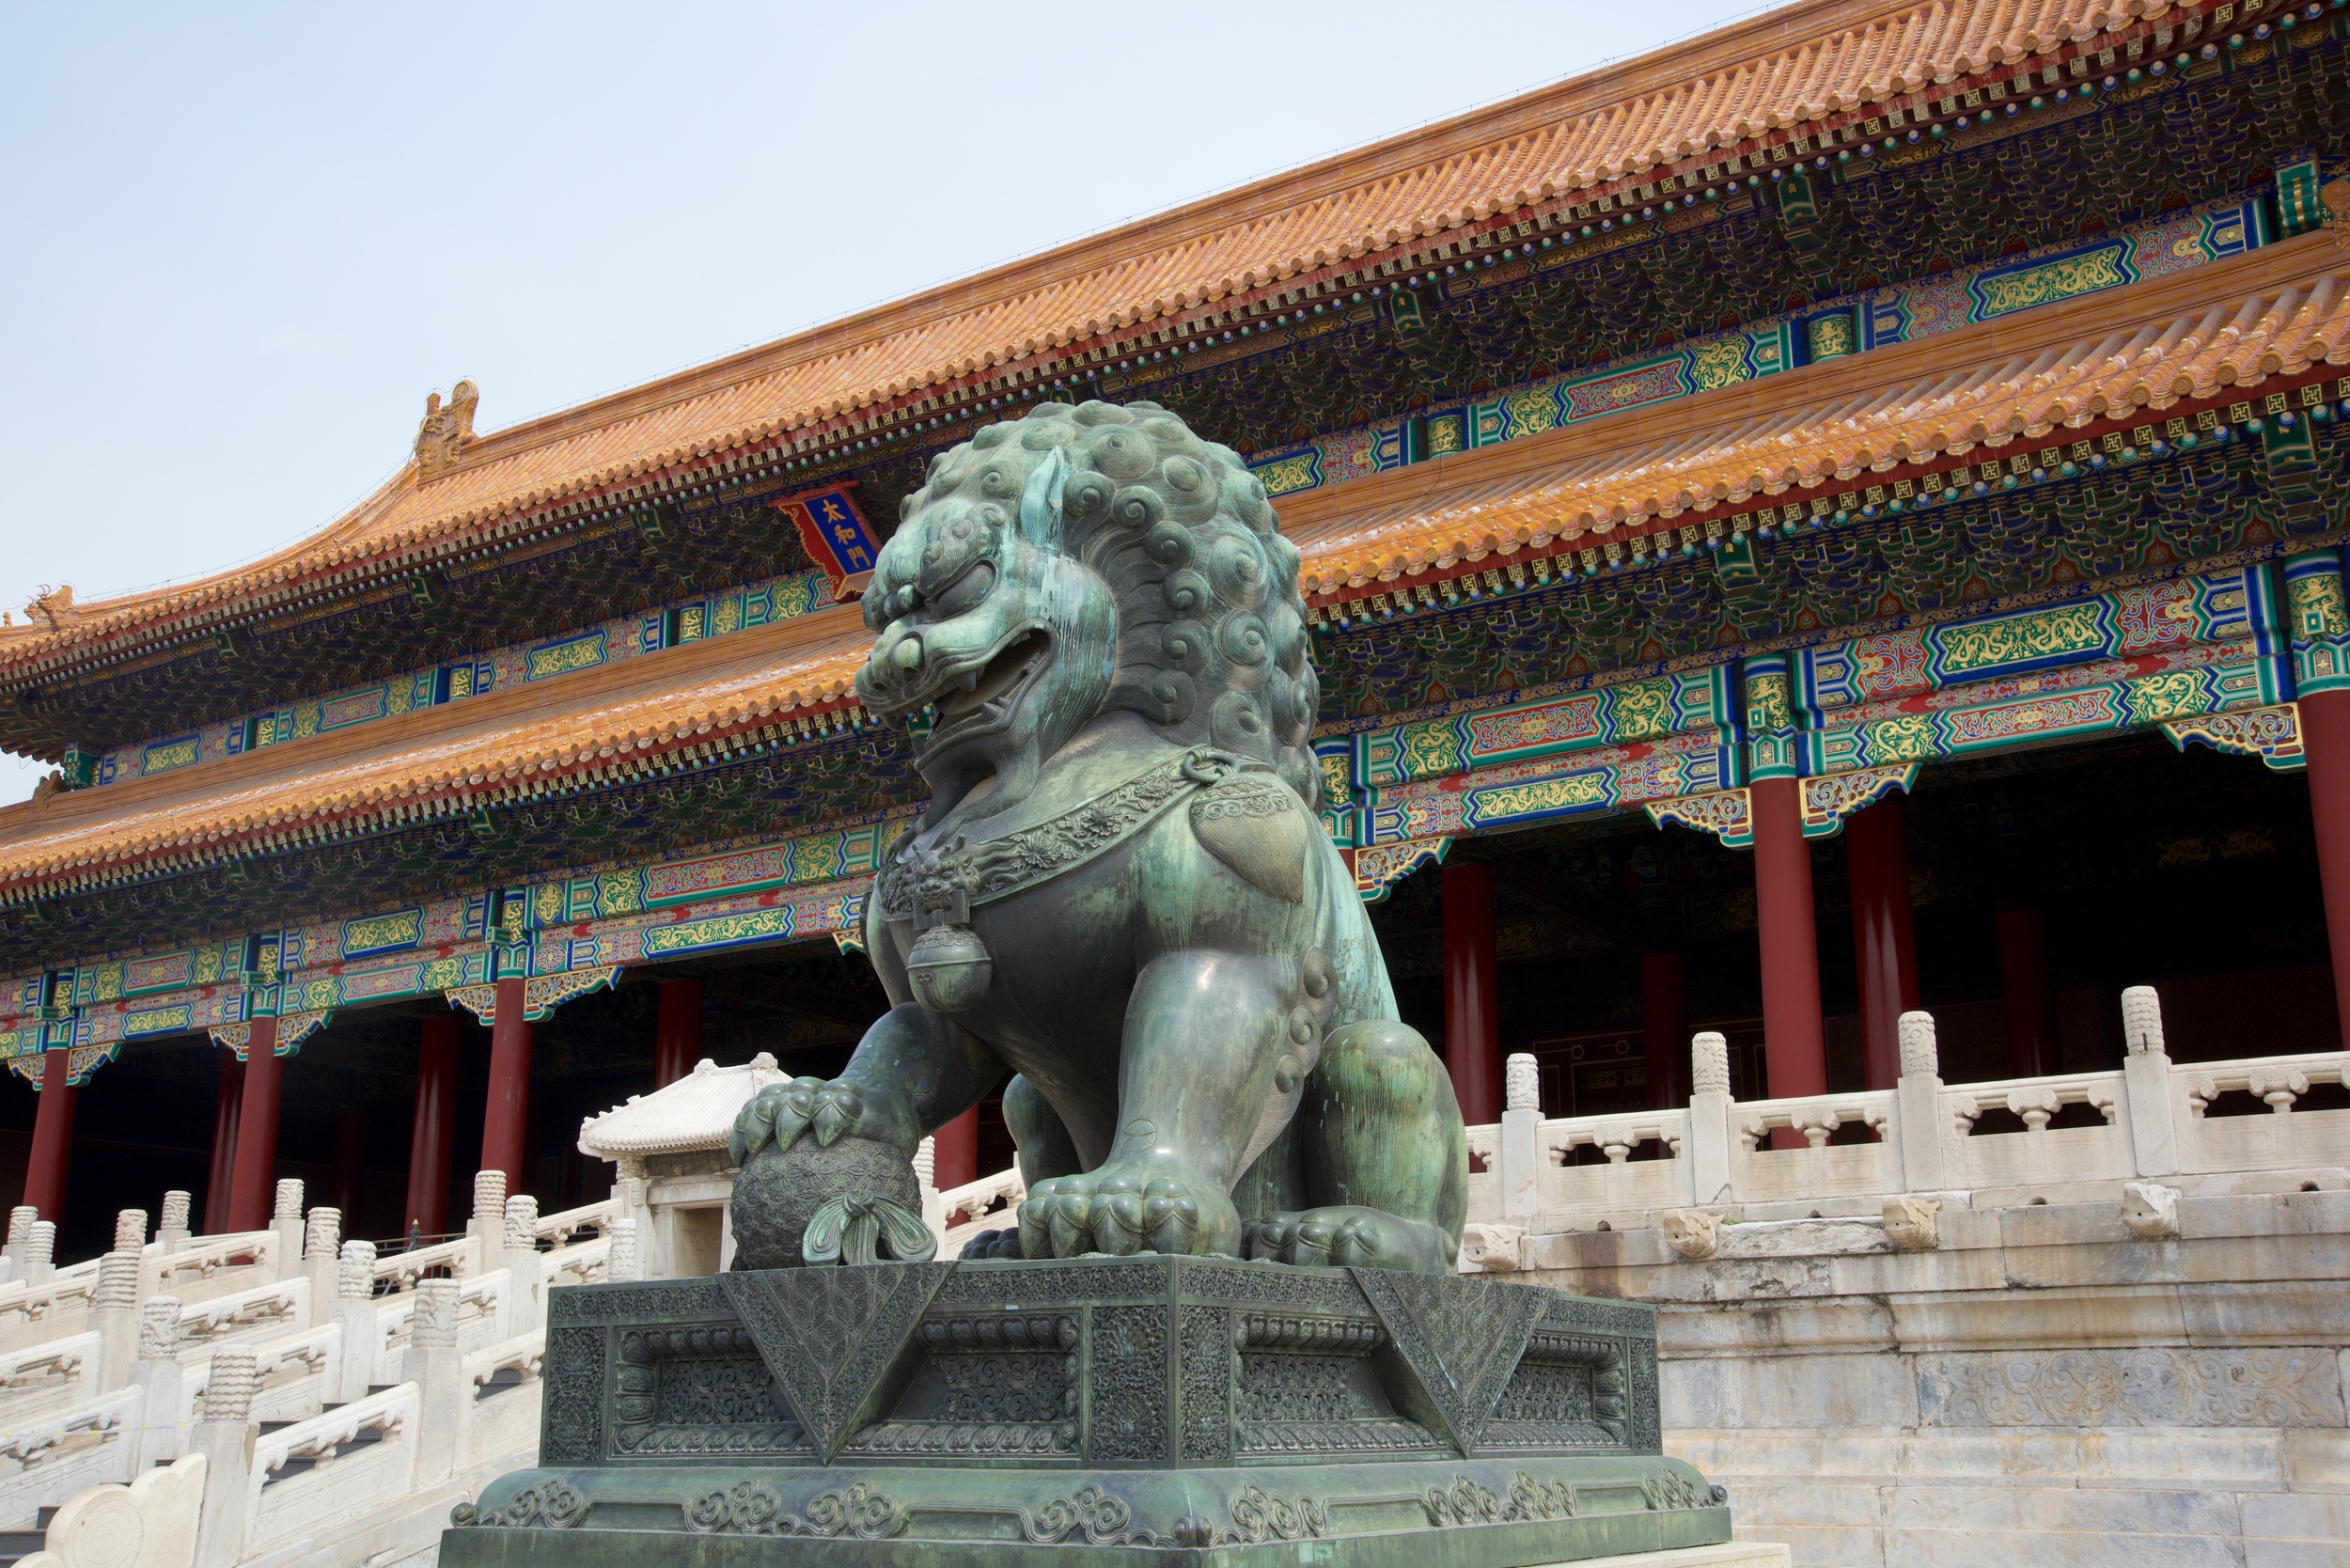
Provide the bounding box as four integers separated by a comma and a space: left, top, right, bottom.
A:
1244, 1206, 1452, 1273
1017, 1163, 1234, 1259
730, 1075, 914, 1165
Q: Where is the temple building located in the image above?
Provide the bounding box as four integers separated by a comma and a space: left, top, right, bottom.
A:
6, 0, 2350, 1266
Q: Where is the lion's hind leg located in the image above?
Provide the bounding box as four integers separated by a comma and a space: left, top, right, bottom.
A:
1252, 1019, 1467, 1274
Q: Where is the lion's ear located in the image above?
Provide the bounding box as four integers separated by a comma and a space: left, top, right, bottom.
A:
1017, 447, 1070, 552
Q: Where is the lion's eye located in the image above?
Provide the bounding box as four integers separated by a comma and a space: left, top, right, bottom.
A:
927, 560, 995, 618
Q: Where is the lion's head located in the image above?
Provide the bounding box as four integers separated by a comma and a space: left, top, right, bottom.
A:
854, 400, 1320, 823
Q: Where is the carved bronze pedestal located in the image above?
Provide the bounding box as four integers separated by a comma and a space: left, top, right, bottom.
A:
441, 1256, 1729, 1565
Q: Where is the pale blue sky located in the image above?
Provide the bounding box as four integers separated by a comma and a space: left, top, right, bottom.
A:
0, 1, 1762, 800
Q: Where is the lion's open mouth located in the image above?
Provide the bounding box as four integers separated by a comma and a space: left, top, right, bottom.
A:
916, 627, 1050, 752
938, 629, 1046, 718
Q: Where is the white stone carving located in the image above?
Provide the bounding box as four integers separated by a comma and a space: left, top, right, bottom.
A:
1458, 1222, 1526, 1271
412, 1280, 461, 1350
303, 1207, 339, 1261
204, 1349, 259, 1422
1661, 1208, 1722, 1261
2122, 1182, 2182, 1239
503, 1195, 540, 1251
1882, 1195, 1940, 1250
25, 1221, 55, 1273
2247, 1067, 2310, 1111
912, 1136, 936, 1191
337, 1241, 377, 1299
7, 1206, 34, 1247
95, 1252, 138, 1309
607, 1218, 639, 1283
2121, 984, 2165, 1055
157, 1192, 190, 1235
1504, 1053, 1541, 1112
1896, 1011, 1938, 1078
20, 1450, 205, 1568
136, 1297, 181, 1362
113, 1210, 147, 1254
1690, 1032, 1731, 1096
472, 1168, 507, 1223
271, 1181, 304, 1223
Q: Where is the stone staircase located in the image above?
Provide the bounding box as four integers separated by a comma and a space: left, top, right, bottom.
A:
0, 1172, 626, 1568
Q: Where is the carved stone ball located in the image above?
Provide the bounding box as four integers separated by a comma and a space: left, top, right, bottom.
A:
731, 1135, 921, 1271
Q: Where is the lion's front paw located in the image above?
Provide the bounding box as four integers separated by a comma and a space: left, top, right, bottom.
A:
728, 1076, 917, 1166
1017, 1161, 1240, 1259
1244, 1206, 1453, 1274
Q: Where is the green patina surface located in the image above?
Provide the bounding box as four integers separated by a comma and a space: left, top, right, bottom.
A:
441, 1259, 1728, 1566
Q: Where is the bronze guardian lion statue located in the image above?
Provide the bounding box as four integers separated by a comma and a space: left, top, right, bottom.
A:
731, 400, 1467, 1272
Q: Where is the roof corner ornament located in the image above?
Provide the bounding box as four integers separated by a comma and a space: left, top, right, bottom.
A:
415, 379, 479, 477
2324, 178, 2350, 250
25, 584, 79, 630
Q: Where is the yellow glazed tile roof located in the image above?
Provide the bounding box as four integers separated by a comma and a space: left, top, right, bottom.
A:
2, 0, 2208, 675
7, 232, 2342, 898
0, 610, 869, 898
1280, 235, 2350, 591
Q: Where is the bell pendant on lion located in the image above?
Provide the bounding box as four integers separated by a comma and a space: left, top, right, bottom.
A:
728, 399, 1468, 1275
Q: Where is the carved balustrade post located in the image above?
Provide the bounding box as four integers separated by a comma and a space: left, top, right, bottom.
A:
269, 1180, 305, 1284
92, 1248, 142, 1393
2121, 984, 2182, 1178
304, 1206, 340, 1329
333, 1241, 380, 1404
117, 1204, 157, 1299
1895, 1011, 1947, 1193
130, 1294, 185, 1467
467, 1168, 508, 1277
24, 1220, 55, 1287
192, 1347, 258, 1568
159, 1190, 193, 1253
1687, 1032, 1734, 1207
502, 1195, 543, 1332
3, 1204, 34, 1282
1499, 1054, 1543, 1222
411, 1279, 464, 1488
607, 1216, 639, 1283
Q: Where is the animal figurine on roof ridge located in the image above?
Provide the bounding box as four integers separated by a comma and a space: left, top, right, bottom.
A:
730, 399, 1466, 1273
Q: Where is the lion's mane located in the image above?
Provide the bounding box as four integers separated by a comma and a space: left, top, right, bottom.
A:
901, 400, 1322, 810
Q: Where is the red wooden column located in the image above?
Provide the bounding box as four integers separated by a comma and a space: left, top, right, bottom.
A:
1441, 861, 1501, 1126
225, 1017, 284, 1231
479, 978, 533, 1197
2302, 687, 2350, 1046
654, 979, 703, 1089
1998, 910, 2059, 1078
1641, 953, 1687, 1109
932, 1108, 979, 1191
405, 1016, 460, 1237
1847, 795, 1921, 1090
203, 1053, 243, 1234
22, 1047, 79, 1224
1749, 776, 1827, 1105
